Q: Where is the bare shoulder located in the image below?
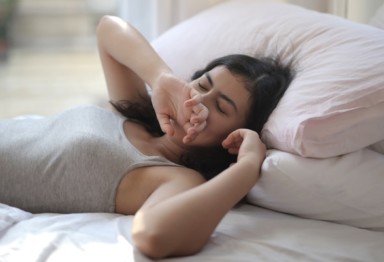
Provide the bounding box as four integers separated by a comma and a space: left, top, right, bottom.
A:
144, 165, 207, 197
157, 165, 206, 184
139, 165, 206, 209
115, 165, 206, 214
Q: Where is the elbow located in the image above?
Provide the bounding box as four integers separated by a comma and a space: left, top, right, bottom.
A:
96, 15, 130, 35
132, 225, 203, 259
96, 15, 134, 47
97, 15, 109, 29
96, 15, 119, 37
132, 230, 203, 259
131, 210, 171, 258
96, 15, 109, 45
96, 15, 115, 36
131, 211, 206, 258
132, 229, 169, 259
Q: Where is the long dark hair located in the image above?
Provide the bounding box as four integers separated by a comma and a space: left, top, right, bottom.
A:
111, 54, 294, 180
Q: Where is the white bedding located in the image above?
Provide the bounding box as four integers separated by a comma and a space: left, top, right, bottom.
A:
1, 203, 384, 262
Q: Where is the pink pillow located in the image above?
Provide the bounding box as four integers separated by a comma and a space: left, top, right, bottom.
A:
152, 0, 384, 157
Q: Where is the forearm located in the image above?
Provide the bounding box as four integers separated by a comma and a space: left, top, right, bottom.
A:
132, 159, 260, 258
96, 15, 171, 87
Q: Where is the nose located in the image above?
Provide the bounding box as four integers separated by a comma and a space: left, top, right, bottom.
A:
200, 90, 216, 109
201, 89, 217, 104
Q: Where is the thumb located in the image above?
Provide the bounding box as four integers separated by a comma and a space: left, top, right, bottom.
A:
156, 113, 175, 136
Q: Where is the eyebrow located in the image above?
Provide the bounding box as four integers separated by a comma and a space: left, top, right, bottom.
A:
204, 73, 238, 113
205, 72, 214, 86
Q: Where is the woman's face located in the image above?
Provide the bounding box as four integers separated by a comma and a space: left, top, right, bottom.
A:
184, 66, 251, 147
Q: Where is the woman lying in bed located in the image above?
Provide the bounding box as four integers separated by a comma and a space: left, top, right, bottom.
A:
0, 16, 293, 258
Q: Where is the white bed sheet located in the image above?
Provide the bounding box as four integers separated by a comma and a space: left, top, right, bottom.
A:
1, 203, 383, 262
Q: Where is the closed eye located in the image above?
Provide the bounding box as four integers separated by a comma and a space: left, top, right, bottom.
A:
198, 82, 208, 92
216, 101, 226, 115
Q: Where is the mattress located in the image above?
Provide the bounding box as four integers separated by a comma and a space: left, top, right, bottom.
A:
1, 203, 384, 262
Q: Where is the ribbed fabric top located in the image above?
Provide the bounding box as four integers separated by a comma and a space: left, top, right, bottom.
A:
0, 106, 179, 213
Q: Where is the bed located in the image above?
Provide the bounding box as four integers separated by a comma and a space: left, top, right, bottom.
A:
1, 0, 384, 261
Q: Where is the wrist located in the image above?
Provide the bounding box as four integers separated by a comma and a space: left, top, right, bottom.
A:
236, 155, 264, 177
148, 69, 173, 90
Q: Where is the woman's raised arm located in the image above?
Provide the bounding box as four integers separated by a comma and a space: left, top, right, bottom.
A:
97, 16, 208, 141
97, 15, 170, 103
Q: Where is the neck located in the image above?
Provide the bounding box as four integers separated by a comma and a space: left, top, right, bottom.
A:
150, 135, 191, 164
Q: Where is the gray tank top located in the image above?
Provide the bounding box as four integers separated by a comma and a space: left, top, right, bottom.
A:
0, 106, 180, 213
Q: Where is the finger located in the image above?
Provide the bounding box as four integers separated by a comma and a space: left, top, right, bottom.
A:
222, 132, 242, 148
223, 138, 242, 151
182, 112, 206, 135
192, 121, 206, 133
157, 113, 175, 136
227, 147, 240, 155
182, 122, 201, 144
184, 92, 203, 107
191, 105, 209, 124
184, 98, 199, 107
222, 139, 241, 154
183, 132, 195, 144
183, 135, 193, 144
183, 133, 196, 144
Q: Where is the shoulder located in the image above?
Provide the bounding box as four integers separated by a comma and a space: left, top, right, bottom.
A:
116, 165, 206, 214
144, 165, 206, 187
138, 165, 206, 208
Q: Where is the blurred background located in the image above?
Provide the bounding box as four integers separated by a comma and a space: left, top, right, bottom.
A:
0, 0, 383, 118
0, 0, 227, 118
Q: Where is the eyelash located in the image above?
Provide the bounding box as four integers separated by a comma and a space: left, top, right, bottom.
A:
198, 82, 208, 91
198, 82, 226, 115
216, 102, 226, 115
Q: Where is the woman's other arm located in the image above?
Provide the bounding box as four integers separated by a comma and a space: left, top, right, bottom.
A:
132, 129, 266, 258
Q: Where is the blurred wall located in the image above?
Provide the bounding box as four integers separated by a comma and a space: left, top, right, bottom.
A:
8, 0, 384, 49
9, 0, 118, 49
122, 0, 384, 41
347, 0, 384, 23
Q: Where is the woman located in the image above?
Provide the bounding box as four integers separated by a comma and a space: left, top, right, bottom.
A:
0, 16, 293, 258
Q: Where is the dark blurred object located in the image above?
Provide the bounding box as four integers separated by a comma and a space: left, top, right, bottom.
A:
0, 0, 16, 61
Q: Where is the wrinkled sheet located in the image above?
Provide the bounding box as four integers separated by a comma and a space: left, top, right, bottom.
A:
1, 203, 384, 262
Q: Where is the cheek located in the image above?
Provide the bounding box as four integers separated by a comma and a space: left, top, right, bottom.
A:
201, 119, 233, 143
189, 125, 224, 146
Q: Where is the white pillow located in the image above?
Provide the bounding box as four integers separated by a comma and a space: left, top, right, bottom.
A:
247, 149, 384, 231
152, 0, 384, 158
